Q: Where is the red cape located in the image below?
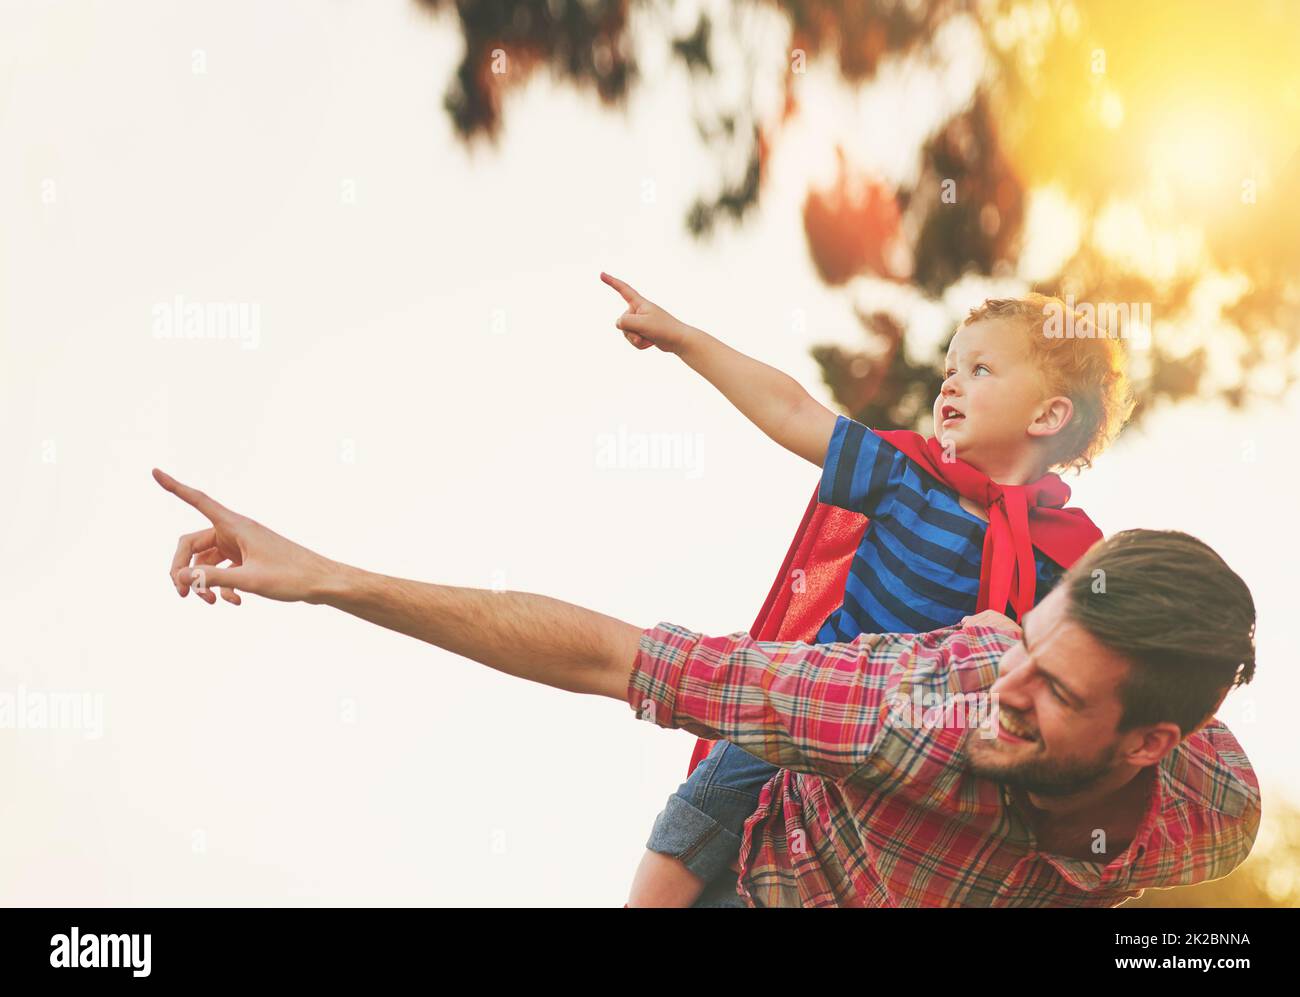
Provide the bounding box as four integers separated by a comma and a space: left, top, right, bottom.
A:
686, 429, 1101, 775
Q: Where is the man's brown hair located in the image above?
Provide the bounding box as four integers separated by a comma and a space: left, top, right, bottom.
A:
963, 294, 1136, 473
1064, 529, 1256, 737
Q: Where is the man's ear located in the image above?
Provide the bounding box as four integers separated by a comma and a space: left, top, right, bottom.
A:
1126, 722, 1183, 766
1027, 396, 1073, 440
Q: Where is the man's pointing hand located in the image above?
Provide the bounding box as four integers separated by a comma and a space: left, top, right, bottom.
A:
153, 467, 338, 605
153, 469, 643, 702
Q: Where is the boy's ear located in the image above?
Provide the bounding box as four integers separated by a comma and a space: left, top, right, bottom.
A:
1027, 395, 1073, 439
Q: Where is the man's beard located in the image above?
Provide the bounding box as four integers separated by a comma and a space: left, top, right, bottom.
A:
966, 736, 1120, 797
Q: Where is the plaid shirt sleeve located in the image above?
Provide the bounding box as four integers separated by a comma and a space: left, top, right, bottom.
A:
627, 621, 936, 782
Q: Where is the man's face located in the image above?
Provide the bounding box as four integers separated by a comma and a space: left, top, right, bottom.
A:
933, 319, 1051, 470
964, 586, 1138, 796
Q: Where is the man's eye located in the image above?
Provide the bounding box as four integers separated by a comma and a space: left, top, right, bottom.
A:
1051, 685, 1069, 705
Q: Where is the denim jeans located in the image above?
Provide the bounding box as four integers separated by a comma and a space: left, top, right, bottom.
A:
646, 739, 778, 900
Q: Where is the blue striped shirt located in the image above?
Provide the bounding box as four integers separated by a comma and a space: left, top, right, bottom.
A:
815, 416, 1065, 642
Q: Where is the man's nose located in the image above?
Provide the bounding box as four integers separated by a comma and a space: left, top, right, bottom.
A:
991, 655, 1030, 695
990, 676, 1033, 717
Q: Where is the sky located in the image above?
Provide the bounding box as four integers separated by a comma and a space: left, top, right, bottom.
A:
2, 0, 1296, 905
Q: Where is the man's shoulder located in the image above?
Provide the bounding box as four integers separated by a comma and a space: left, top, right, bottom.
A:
1162, 719, 1261, 821
1136, 719, 1262, 888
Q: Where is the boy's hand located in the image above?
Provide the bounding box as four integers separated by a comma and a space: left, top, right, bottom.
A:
600, 272, 695, 355
959, 610, 1022, 637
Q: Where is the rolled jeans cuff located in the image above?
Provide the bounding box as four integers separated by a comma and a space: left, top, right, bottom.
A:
645, 792, 743, 883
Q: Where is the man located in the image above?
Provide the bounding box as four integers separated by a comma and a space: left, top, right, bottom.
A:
153, 467, 1261, 907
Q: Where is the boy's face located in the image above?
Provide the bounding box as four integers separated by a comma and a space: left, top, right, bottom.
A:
933, 319, 1052, 472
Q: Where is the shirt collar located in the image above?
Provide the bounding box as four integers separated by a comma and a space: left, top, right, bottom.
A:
1004, 762, 1164, 893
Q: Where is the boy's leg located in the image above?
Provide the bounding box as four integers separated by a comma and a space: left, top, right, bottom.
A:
692, 872, 752, 907
626, 741, 778, 907
627, 855, 749, 907
626, 850, 705, 907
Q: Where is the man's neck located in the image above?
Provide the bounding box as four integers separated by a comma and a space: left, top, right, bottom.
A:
1026, 763, 1152, 817
1018, 765, 1156, 854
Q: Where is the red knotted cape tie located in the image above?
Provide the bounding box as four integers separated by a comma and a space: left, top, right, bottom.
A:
976, 484, 1037, 621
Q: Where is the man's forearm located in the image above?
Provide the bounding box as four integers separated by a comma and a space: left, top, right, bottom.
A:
313, 563, 642, 699
678, 326, 835, 466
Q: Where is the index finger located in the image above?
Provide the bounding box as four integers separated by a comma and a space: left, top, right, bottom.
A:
152, 467, 230, 524
599, 271, 642, 305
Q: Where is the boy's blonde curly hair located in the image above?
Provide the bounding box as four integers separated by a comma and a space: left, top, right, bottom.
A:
963, 293, 1136, 473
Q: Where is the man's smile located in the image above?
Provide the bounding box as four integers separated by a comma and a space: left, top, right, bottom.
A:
995, 708, 1039, 744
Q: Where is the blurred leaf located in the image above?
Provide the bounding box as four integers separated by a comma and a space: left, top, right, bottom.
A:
420, 0, 1300, 433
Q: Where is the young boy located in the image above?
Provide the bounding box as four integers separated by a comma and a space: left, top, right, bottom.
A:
600, 272, 1135, 907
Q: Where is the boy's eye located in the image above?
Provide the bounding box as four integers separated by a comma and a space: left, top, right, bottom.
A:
973, 363, 991, 376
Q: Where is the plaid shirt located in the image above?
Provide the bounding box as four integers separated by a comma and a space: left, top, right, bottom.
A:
628, 622, 1261, 907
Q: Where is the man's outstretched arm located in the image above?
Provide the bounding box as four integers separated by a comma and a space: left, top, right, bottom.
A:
319, 568, 640, 699
152, 468, 639, 699
154, 468, 986, 782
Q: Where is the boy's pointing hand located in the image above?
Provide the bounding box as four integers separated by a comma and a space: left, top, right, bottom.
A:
600, 272, 695, 355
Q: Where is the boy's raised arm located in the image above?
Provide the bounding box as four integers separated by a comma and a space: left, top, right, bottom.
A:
601, 272, 838, 467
